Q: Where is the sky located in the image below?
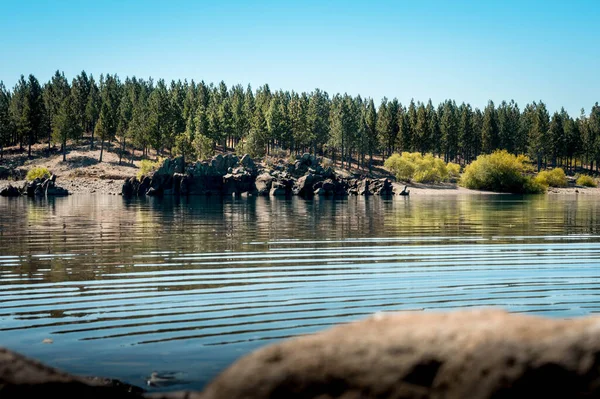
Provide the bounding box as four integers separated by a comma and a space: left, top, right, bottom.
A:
1, 0, 598, 115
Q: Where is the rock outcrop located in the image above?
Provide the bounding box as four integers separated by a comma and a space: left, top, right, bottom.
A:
0, 184, 21, 197
7, 310, 600, 398
0, 175, 69, 197
201, 309, 600, 399
122, 154, 396, 198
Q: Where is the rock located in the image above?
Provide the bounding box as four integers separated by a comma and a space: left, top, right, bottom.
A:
240, 154, 256, 172
294, 174, 323, 197
46, 185, 69, 196
321, 179, 334, 193
201, 309, 600, 399
122, 177, 138, 197
357, 178, 371, 195
270, 182, 289, 197
223, 171, 255, 196
255, 173, 274, 196
146, 187, 160, 196
0, 347, 144, 398
138, 177, 151, 196
0, 184, 21, 197
371, 178, 394, 196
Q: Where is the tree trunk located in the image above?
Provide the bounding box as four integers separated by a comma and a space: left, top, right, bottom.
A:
99, 139, 104, 163
119, 137, 125, 165
28, 134, 32, 158
62, 139, 67, 162
90, 127, 95, 150
48, 131, 51, 156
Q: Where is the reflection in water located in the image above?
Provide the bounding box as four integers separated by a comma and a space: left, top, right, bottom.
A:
1, 194, 600, 391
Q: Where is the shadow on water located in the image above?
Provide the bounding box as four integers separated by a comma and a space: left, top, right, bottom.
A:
1, 193, 600, 391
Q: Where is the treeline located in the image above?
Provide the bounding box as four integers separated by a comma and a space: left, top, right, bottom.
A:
0, 70, 599, 172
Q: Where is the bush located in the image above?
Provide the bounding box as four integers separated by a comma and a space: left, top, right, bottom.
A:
460, 150, 544, 193
384, 152, 452, 183
137, 158, 163, 180
447, 162, 461, 181
576, 174, 597, 187
384, 153, 414, 181
535, 168, 568, 187
26, 167, 51, 181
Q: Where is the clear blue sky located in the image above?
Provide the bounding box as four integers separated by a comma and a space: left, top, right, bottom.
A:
1, 0, 598, 115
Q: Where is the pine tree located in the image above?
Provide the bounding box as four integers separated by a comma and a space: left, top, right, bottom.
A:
86, 76, 101, 149
43, 71, 70, 154
26, 74, 45, 157
307, 88, 329, 154
0, 82, 13, 160
458, 103, 474, 164
528, 101, 550, 171
481, 100, 498, 154
365, 98, 377, 171
53, 95, 81, 161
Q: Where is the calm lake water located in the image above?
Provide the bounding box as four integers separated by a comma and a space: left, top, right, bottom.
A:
1, 194, 600, 391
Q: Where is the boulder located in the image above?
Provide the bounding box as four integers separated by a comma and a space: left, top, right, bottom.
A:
240, 154, 256, 172
223, 171, 255, 196
0, 184, 21, 197
255, 173, 274, 196
293, 174, 323, 197
137, 177, 151, 196
371, 178, 394, 196
0, 347, 144, 399
270, 182, 289, 197
121, 177, 138, 197
201, 309, 600, 399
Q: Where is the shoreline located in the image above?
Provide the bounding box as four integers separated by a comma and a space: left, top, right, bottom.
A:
2, 177, 598, 197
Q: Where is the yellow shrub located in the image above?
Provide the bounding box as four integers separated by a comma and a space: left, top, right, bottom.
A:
26, 167, 51, 181
384, 153, 414, 181
384, 152, 453, 183
460, 150, 544, 193
447, 162, 461, 180
137, 158, 163, 180
576, 174, 597, 187
535, 168, 567, 187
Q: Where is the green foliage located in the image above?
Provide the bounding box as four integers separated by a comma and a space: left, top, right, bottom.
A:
192, 134, 214, 161
576, 174, 597, 187
447, 162, 461, 180
242, 133, 266, 159
137, 158, 163, 179
460, 150, 544, 193
535, 168, 568, 188
384, 152, 453, 183
26, 167, 51, 181
384, 153, 414, 181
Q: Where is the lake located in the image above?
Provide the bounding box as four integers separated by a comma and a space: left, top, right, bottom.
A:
1, 193, 600, 391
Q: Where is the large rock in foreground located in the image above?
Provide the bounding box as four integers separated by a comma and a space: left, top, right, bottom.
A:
201, 309, 600, 399
0, 347, 143, 398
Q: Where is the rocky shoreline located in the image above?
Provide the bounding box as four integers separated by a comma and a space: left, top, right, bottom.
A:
4, 309, 600, 398
122, 153, 395, 198
0, 174, 69, 198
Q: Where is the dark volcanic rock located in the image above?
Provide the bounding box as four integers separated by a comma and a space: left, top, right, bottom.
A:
201, 309, 600, 399
293, 173, 323, 197
0, 184, 21, 197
